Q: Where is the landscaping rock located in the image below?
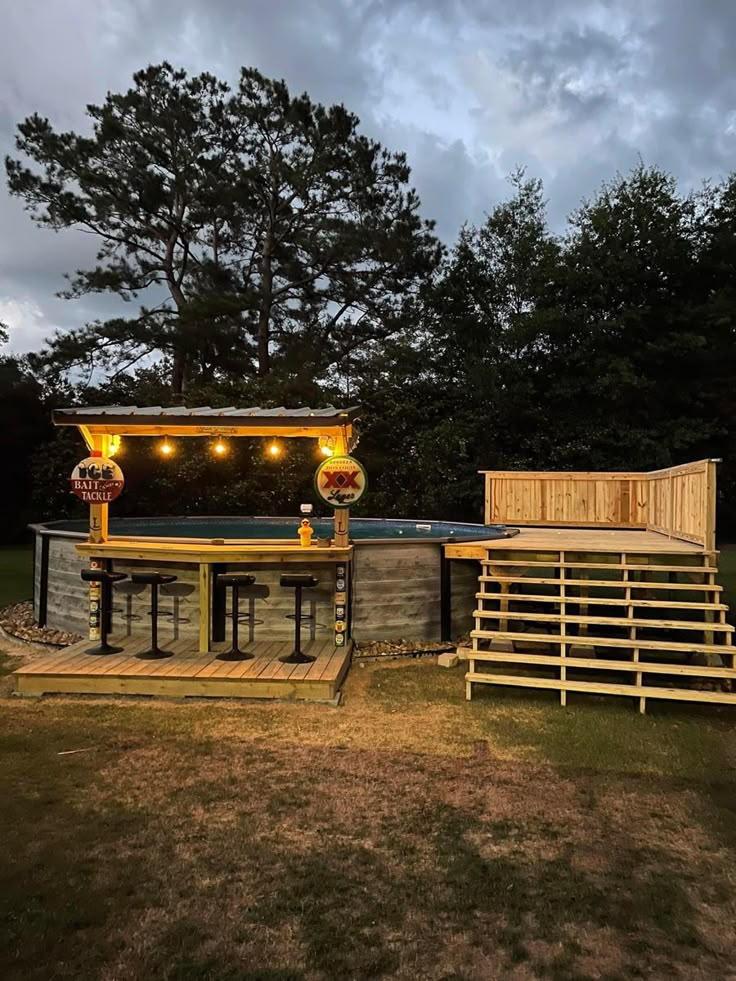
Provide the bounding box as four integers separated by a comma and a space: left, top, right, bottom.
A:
0, 602, 82, 648
354, 639, 454, 659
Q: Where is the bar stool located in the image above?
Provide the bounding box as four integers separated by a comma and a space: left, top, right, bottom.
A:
216, 573, 257, 660
160, 581, 196, 640
80, 569, 128, 654
279, 574, 318, 664
131, 572, 178, 659
113, 579, 147, 636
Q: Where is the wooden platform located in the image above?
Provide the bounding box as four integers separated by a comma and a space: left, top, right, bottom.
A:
453, 529, 736, 712
13, 636, 351, 702
446, 528, 705, 560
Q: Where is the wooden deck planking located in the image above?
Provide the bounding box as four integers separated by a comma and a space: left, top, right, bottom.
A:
13, 636, 352, 701
446, 528, 706, 560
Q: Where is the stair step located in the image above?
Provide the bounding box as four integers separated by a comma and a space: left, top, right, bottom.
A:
473, 610, 734, 632
462, 671, 736, 706
478, 576, 722, 591
460, 648, 736, 678
481, 560, 718, 574
475, 592, 729, 612
469, 629, 732, 655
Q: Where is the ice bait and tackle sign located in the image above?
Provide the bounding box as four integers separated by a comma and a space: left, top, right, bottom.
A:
70, 457, 125, 503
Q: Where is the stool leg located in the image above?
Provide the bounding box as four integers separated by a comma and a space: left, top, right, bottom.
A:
217, 584, 254, 661
85, 578, 122, 655
280, 585, 316, 664
294, 584, 302, 657
232, 585, 240, 653
137, 583, 174, 659
151, 583, 159, 652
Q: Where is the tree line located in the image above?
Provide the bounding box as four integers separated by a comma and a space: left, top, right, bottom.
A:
2, 63, 736, 541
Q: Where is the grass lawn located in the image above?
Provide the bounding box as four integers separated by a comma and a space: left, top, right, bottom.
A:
1, 658, 736, 980
0, 545, 33, 607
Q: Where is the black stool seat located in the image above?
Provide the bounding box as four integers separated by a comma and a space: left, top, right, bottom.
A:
81, 569, 127, 584
216, 573, 257, 660
132, 572, 178, 659
80, 569, 128, 655
280, 574, 318, 589
113, 579, 147, 626
131, 572, 178, 586
279, 574, 319, 663
218, 573, 256, 587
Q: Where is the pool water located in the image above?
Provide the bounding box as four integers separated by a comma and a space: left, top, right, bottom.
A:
50, 516, 516, 542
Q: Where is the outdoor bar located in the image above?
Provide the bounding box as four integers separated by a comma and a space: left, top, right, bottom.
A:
20, 405, 363, 700
19, 404, 515, 700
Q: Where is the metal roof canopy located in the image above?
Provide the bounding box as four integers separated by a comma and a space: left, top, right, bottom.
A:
53, 404, 361, 440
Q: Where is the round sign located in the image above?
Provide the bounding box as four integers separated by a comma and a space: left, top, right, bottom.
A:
314, 454, 367, 509
70, 456, 124, 503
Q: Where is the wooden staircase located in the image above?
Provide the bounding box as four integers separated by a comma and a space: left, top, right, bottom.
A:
458, 548, 736, 712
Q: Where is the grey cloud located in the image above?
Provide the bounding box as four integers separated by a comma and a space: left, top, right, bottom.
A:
1, 0, 736, 353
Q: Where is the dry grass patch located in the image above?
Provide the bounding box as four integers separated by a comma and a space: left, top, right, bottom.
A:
2, 658, 736, 979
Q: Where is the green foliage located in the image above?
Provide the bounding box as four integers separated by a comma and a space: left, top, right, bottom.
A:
5, 60, 736, 535
6, 63, 441, 394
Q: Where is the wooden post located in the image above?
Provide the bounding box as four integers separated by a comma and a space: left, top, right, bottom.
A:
706, 460, 717, 554
199, 563, 211, 653
560, 551, 567, 707
88, 433, 110, 544
333, 427, 350, 547
334, 509, 349, 547
84, 433, 109, 642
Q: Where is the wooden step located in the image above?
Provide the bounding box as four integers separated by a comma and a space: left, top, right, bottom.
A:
463, 671, 736, 706
475, 592, 729, 612
481, 560, 719, 574
461, 648, 736, 678
478, 576, 722, 591
473, 610, 734, 632
469, 629, 733, 654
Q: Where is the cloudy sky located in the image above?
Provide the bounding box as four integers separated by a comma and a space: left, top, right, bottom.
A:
1, 0, 735, 354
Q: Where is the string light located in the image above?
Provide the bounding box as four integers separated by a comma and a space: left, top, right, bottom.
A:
159, 436, 174, 457
318, 435, 335, 457
212, 437, 228, 457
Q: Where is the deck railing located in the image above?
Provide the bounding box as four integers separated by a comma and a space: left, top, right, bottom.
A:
482, 459, 718, 550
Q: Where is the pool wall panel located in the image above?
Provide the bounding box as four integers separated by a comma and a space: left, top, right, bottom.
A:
37, 531, 482, 643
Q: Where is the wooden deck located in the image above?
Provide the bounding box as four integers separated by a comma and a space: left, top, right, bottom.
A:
13, 636, 351, 702
446, 528, 706, 560
454, 526, 736, 712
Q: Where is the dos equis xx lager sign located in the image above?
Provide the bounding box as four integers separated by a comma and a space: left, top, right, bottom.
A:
314, 455, 367, 508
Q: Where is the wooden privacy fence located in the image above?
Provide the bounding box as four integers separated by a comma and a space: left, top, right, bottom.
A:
483, 459, 718, 550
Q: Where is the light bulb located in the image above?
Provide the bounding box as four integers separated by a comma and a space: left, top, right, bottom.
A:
267, 441, 281, 458
213, 438, 228, 457
160, 437, 173, 457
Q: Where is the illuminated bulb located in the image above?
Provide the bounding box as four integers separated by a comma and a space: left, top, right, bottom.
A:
160, 437, 173, 457
318, 436, 335, 457
213, 438, 228, 457
108, 435, 122, 457
267, 441, 281, 458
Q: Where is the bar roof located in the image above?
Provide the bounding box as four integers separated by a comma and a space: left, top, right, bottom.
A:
53, 404, 361, 436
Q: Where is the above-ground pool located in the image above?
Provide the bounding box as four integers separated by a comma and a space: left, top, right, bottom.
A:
40, 515, 513, 542
32, 516, 518, 642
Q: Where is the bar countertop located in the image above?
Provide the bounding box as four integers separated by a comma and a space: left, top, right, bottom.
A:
75, 537, 353, 564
